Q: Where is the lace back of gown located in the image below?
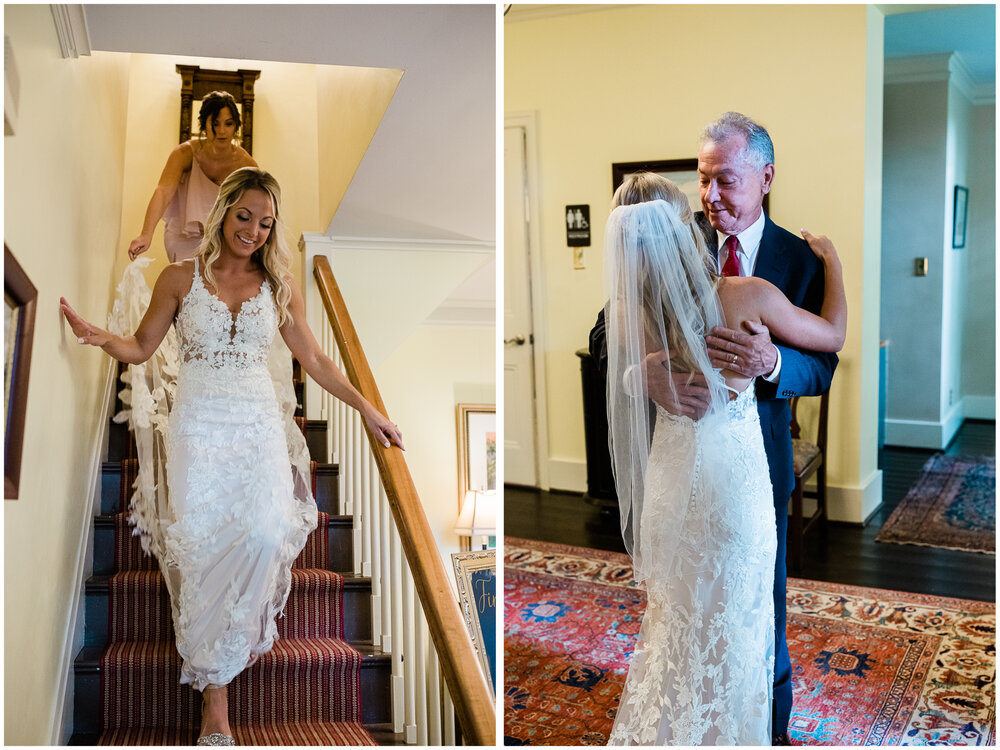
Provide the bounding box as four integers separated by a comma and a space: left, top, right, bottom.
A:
607, 386, 776, 746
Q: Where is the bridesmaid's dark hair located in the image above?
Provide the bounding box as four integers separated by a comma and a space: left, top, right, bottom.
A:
197, 91, 242, 139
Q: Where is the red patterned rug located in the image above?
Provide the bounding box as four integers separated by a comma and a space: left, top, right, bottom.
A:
504, 537, 996, 746
875, 455, 995, 554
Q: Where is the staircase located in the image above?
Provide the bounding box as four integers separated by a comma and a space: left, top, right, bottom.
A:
69, 366, 402, 745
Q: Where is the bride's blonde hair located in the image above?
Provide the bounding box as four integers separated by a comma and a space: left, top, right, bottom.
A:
197, 167, 293, 326
610, 172, 718, 375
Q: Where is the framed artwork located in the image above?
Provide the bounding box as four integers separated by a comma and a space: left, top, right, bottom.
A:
5, 245, 38, 499
451, 549, 496, 698
457, 402, 496, 498
611, 157, 770, 214
953, 185, 969, 249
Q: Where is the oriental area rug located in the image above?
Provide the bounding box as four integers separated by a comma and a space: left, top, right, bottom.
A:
875, 454, 995, 554
503, 537, 996, 746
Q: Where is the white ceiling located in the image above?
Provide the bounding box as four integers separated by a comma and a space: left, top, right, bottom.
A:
84, 4, 496, 244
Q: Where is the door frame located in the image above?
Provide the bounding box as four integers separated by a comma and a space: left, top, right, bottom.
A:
505, 111, 550, 490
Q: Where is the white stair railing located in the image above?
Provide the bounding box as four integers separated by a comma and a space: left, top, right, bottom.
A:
300, 248, 493, 745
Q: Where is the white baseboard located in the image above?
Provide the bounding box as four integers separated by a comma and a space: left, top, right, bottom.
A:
885, 394, 995, 449
963, 395, 996, 420
826, 469, 883, 525
548, 458, 587, 493
885, 418, 955, 449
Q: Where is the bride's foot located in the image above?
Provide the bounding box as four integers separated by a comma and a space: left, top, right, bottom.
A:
197, 685, 234, 746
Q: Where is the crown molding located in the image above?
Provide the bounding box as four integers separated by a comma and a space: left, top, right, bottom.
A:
504, 4, 635, 24
300, 232, 494, 256
885, 52, 994, 105
50, 5, 91, 59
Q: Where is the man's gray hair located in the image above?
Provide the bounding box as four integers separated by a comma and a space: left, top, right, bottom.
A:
701, 111, 774, 172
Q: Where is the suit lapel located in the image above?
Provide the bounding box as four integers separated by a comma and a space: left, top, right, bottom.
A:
754, 215, 789, 290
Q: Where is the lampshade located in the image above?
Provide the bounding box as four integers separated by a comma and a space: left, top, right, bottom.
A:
454, 489, 497, 537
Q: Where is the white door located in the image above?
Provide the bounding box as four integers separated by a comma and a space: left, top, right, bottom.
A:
504, 125, 538, 486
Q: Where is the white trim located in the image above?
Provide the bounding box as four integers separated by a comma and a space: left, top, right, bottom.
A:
5, 35, 19, 136
505, 4, 634, 23
885, 395, 994, 449
548, 458, 587, 494
885, 416, 958, 449
884, 52, 994, 105
962, 395, 995, 420
884, 52, 953, 84
505, 112, 550, 490
50, 5, 91, 59
422, 303, 494, 327
53, 356, 116, 744
300, 231, 494, 256
826, 470, 883, 525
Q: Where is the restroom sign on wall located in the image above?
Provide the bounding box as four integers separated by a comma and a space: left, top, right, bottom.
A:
565, 205, 590, 246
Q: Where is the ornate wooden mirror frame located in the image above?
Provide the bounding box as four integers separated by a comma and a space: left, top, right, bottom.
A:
176, 65, 261, 154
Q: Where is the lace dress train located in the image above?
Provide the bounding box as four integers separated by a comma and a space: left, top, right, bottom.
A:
608, 386, 776, 746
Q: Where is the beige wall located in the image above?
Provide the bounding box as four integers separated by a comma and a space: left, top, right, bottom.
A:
376, 324, 495, 569
506, 4, 882, 520
4, 6, 131, 744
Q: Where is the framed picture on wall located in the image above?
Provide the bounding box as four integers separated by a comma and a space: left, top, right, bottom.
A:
457, 403, 496, 497
5, 245, 38, 499
953, 185, 969, 249
611, 157, 770, 215
456, 403, 496, 551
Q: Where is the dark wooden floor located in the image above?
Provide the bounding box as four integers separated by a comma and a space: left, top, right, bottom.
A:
505, 419, 995, 603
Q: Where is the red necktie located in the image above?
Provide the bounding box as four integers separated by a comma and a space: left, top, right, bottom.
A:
721, 235, 741, 277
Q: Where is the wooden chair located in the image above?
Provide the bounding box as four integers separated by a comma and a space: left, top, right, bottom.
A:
787, 391, 829, 571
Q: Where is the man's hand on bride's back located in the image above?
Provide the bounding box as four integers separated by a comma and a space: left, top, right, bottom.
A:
644, 350, 711, 420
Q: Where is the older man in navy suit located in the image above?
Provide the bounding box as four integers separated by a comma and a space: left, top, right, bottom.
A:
590, 111, 837, 744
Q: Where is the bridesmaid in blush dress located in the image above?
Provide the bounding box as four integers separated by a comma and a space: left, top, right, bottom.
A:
128, 90, 257, 263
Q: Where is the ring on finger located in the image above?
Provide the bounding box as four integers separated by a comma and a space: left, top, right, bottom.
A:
732, 353, 738, 364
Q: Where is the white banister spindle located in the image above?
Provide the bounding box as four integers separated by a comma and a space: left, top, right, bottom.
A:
428, 643, 442, 745
403, 569, 417, 744
369, 458, 383, 643
443, 685, 456, 746
361, 441, 372, 578
379, 488, 392, 652
415, 612, 429, 745
390, 528, 404, 734
351, 414, 362, 574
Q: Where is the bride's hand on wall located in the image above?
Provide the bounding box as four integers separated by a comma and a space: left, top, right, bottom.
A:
60, 298, 112, 347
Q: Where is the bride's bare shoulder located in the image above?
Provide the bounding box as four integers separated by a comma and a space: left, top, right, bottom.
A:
718, 276, 777, 302
155, 259, 197, 295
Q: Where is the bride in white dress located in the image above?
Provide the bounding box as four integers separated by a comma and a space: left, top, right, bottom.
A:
61, 167, 404, 745
603, 173, 845, 745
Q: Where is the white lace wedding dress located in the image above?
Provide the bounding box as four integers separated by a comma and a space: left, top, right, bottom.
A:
110, 258, 316, 690
608, 385, 776, 746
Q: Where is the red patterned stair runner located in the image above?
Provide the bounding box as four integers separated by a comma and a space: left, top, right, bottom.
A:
99, 466, 372, 745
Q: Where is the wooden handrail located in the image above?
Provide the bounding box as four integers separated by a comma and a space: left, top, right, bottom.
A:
313, 255, 495, 746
